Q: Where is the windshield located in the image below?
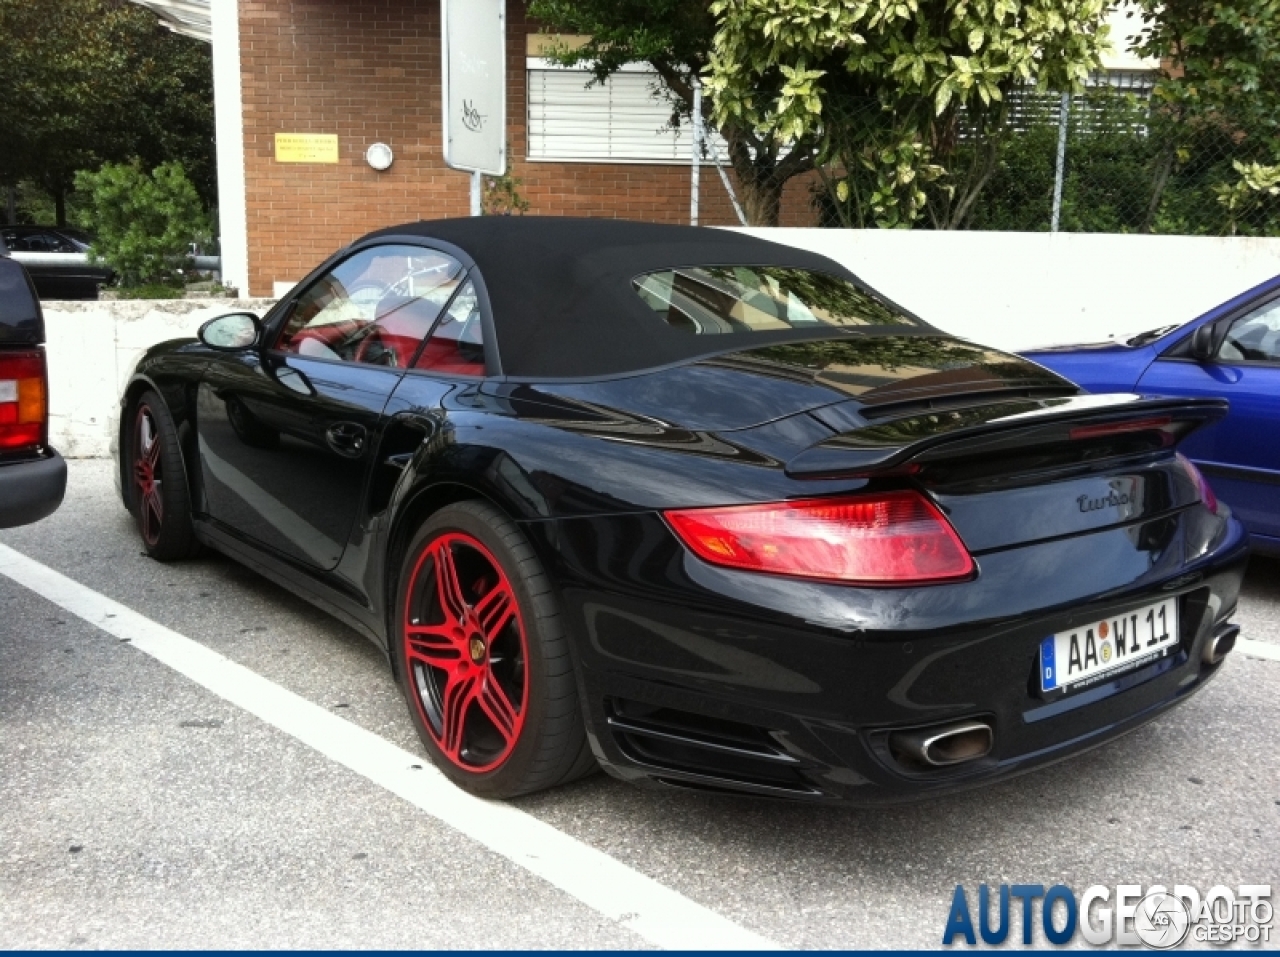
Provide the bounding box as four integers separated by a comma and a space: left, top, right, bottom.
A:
632, 265, 925, 335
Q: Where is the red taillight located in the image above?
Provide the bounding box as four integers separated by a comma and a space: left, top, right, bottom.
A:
1177, 454, 1219, 515
664, 491, 974, 585
0, 350, 47, 452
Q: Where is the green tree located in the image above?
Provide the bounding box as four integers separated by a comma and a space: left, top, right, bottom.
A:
75, 161, 205, 287
0, 0, 214, 225
1129, 0, 1280, 232
1214, 160, 1280, 235
705, 0, 1111, 229
525, 0, 819, 225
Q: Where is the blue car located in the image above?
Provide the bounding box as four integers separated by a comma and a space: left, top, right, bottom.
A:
1024, 274, 1280, 556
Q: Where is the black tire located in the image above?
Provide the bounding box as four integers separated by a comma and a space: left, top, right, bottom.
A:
129, 391, 198, 561
394, 500, 595, 798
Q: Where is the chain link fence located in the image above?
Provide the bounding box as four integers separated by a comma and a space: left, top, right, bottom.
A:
815, 74, 1280, 236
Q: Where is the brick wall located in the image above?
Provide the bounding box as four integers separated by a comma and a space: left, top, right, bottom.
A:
239, 0, 818, 296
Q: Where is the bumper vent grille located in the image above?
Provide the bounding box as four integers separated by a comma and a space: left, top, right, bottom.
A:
605, 698, 822, 798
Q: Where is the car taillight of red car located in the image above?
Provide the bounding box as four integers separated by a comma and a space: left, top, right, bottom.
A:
0, 349, 48, 453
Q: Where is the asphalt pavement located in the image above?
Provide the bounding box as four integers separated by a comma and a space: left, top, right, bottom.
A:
1, 460, 1277, 949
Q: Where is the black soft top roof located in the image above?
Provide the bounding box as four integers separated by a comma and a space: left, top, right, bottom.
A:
364, 217, 933, 379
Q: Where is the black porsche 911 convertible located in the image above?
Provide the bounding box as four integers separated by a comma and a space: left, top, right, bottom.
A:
115, 218, 1248, 803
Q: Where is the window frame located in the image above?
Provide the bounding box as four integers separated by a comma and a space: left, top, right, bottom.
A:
1160, 289, 1280, 369
1214, 297, 1280, 365
525, 58, 730, 166
408, 276, 488, 377
261, 237, 502, 379
39, 232, 79, 254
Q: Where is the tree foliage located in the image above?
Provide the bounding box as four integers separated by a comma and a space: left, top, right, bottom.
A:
1132, 0, 1280, 154
75, 161, 205, 286
1129, 0, 1280, 233
1215, 160, 1280, 235
706, 0, 1111, 229
0, 0, 214, 224
525, 0, 819, 225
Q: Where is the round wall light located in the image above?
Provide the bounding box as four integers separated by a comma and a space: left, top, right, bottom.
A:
365, 142, 394, 171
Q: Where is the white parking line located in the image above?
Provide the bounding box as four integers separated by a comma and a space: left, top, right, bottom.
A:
0, 543, 778, 951
1238, 637, 1280, 662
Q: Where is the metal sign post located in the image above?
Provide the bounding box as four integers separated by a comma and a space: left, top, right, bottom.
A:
690, 77, 702, 226
1051, 91, 1070, 233
442, 0, 506, 216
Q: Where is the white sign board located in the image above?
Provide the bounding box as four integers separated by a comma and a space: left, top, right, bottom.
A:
442, 0, 506, 176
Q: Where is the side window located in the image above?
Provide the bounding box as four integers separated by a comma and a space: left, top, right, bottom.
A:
0, 258, 39, 327
42, 233, 78, 253
413, 279, 486, 376
1218, 298, 1280, 363
274, 244, 464, 368
20, 233, 68, 252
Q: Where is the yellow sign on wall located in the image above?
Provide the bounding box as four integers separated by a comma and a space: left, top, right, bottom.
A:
274, 133, 339, 164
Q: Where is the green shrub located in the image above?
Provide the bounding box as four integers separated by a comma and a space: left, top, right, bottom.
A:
113, 283, 186, 299
74, 161, 206, 286
962, 125, 1058, 232
1214, 161, 1280, 237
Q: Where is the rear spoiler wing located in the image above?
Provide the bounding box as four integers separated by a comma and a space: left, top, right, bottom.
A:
786, 394, 1228, 479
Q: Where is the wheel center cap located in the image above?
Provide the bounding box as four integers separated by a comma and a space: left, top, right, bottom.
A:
468, 636, 486, 664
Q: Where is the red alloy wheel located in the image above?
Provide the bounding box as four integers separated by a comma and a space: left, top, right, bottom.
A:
402, 532, 529, 772
133, 405, 164, 546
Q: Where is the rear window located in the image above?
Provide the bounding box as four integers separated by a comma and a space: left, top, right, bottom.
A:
0, 259, 42, 344
632, 266, 924, 334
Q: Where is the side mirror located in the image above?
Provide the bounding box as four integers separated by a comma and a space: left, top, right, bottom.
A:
199, 312, 262, 351
1189, 324, 1216, 362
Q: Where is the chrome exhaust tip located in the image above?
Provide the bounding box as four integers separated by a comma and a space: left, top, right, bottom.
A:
1203, 623, 1239, 665
889, 720, 994, 769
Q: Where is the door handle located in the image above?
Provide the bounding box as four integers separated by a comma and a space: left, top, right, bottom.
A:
325, 421, 368, 458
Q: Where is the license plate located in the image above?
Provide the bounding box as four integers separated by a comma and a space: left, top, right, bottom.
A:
1041, 598, 1179, 693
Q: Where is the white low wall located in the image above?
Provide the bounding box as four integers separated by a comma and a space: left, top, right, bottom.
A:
41, 230, 1280, 458
43, 298, 275, 458
735, 229, 1280, 351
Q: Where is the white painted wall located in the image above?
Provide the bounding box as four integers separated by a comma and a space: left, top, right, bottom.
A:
41, 230, 1280, 458
734, 229, 1280, 351
211, 0, 248, 296
43, 298, 274, 459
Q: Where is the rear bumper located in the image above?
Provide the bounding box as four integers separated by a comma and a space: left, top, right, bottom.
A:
0, 449, 67, 529
539, 507, 1251, 804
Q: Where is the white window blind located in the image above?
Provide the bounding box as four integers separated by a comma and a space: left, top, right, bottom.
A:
526, 61, 726, 164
